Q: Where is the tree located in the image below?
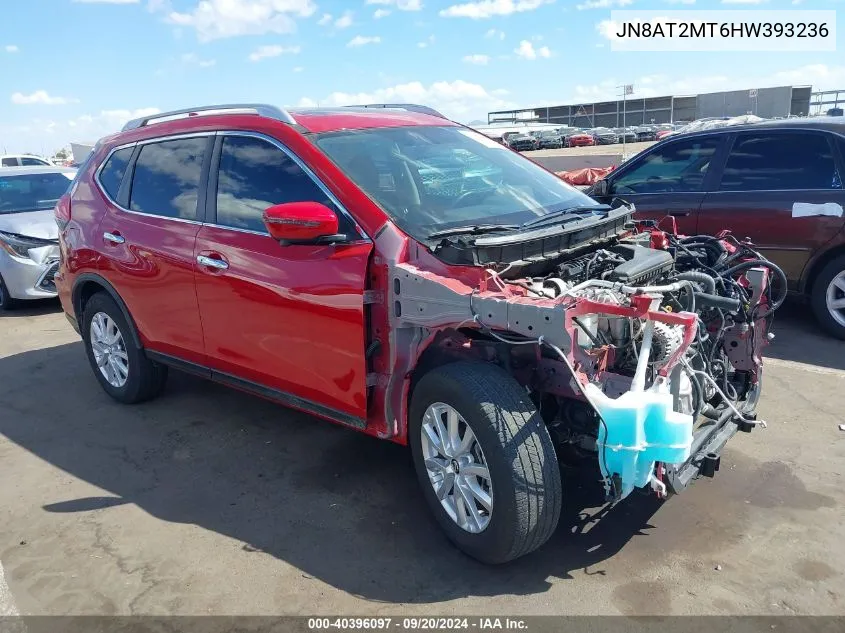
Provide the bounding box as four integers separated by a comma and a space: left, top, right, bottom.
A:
54, 148, 69, 160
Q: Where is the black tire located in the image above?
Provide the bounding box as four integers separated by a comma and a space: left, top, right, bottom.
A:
0, 274, 19, 311
81, 292, 167, 403
409, 361, 561, 564
810, 254, 845, 340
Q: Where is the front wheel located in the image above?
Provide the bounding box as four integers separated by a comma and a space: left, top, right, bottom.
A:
0, 274, 19, 311
811, 255, 845, 340
409, 362, 562, 564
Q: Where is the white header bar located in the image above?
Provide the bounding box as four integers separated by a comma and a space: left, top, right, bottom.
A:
608, 10, 836, 52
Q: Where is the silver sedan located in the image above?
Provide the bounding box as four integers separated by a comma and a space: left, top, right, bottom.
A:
0, 166, 76, 310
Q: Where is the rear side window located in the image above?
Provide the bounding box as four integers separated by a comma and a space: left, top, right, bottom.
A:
719, 132, 841, 191
129, 137, 207, 220
1, 158, 17, 167
215, 135, 346, 234
98, 147, 133, 200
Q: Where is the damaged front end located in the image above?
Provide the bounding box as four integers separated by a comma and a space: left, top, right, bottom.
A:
376, 207, 784, 502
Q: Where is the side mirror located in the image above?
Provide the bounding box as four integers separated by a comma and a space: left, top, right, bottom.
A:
263, 202, 342, 244
592, 179, 610, 197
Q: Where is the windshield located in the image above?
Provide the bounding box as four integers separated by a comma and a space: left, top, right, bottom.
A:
314, 126, 601, 239
0, 172, 73, 215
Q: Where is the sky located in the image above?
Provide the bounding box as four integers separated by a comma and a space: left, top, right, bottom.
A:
0, 0, 843, 154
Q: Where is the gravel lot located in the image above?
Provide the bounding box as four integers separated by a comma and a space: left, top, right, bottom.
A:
0, 300, 843, 616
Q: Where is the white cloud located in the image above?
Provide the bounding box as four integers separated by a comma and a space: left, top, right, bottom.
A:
317, 13, 332, 25
576, 0, 631, 9
417, 34, 436, 47
463, 54, 490, 64
166, 0, 316, 41
180, 52, 216, 67
365, 0, 423, 10
721, 0, 767, 3
5, 45, 19, 53
11, 91, 79, 106
373, 8, 391, 18
485, 28, 505, 40
248, 44, 301, 61
334, 11, 354, 29
664, 0, 695, 4
596, 19, 621, 41
294, 79, 514, 121
347, 35, 381, 47
440, 0, 551, 19
293, 66, 304, 72
514, 40, 551, 59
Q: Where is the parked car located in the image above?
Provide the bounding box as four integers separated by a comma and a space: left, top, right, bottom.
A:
507, 133, 540, 151
537, 130, 564, 149
588, 116, 845, 338
566, 131, 596, 147
590, 127, 618, 145
0, 166, 75, 309
655, 129, 674, 141
0, 154, 53, 168
634, 126, 658, 142
613, 128, 637, 143
56, 103, 779, 564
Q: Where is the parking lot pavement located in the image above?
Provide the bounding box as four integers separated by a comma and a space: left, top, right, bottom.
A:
0, 301, 843, 616
525, 141, 655, 173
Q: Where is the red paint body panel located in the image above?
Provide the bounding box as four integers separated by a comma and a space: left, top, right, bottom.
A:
291, 110, 456, 133
98, 209, 206, 364
194, 225, 372, 421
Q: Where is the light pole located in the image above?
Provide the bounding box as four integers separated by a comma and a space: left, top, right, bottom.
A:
617, 84, 633, 158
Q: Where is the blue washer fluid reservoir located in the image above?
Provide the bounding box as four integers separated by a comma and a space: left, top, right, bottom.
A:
585, 379, 693, 499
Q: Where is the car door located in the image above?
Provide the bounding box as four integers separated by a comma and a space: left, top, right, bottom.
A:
595, 135, 725, 234
194, 132, 372, 424
96, 135, 210, 364
697, 130, 845, 289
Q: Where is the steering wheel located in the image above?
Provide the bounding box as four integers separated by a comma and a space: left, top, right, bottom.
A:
450, 188, 492, 208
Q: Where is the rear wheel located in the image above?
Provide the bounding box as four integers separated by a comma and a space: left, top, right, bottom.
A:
811, 255, 845, 340
81, 292, 167, 403
409, 362, 561, 564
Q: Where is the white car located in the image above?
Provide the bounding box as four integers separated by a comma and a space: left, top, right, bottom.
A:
1, 154, 54, 168
0, 166, 76, 309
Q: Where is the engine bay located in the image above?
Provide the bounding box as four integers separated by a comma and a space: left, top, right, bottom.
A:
384, 218, 786, 502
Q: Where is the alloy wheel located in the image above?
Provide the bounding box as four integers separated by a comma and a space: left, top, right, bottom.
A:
826, 270, 845, 328
89, 312, 129, 388
420, 402, 493, 533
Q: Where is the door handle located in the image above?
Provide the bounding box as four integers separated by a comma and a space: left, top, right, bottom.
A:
668, 210, 693, 217
103, 231, 125, 244
196, 254, 229, 270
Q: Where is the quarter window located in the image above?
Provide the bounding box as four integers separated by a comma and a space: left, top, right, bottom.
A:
1, 158, 17, 167
129, 137, 207, 220
215, 135, 345, 234
611, 137, 721, 194
98, 147, 133, 200
719, 133, 841, 191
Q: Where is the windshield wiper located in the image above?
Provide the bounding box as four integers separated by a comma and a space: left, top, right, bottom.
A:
520, 205, 611, 229
427, 224, 519, 239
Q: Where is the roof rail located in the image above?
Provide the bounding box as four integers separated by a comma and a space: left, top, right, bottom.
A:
121, 104, 297, 131
347, 103, 448, 119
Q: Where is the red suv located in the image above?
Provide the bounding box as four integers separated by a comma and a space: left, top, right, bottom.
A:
56, 103, 780, 563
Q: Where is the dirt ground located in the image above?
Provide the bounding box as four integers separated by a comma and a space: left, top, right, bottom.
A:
0, 300, 843, 616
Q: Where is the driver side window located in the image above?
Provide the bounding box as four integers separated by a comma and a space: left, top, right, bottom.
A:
612, 136, 721, 194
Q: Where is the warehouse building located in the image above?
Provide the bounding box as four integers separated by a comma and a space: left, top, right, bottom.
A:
487, 85, 814, 128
